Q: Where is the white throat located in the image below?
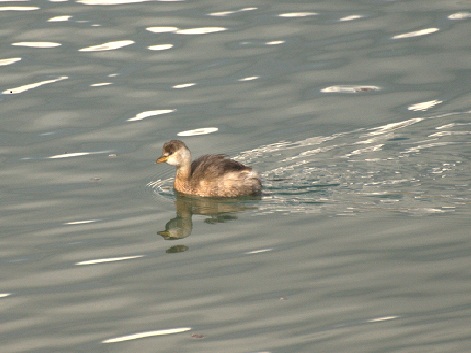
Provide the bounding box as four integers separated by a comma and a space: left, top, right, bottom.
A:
166, 148, 191, 167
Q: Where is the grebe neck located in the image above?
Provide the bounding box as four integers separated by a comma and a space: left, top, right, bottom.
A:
174, 149, 192, 193
176, 163, 191, 181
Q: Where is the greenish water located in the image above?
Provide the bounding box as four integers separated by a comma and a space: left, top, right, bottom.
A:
1, 1, 470, 352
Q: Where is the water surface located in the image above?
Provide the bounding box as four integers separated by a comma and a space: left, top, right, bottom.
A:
1, 1, 470, 352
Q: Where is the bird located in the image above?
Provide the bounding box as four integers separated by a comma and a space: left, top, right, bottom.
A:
156, 140, 262, 197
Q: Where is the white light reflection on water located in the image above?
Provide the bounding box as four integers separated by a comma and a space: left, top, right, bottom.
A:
146, 26, 179, 33
279, 12, 318, 18
237, 76, 260, 82
48, 151, 111, 159
78, 0, 162, 5
48, 15, 72, 22
321, 85, 381, 93
366, 117, 424, 136
0, 6, 39, 11
146, 26, 227, 35
127, 109, 175, 122
90, 82, 112, 87
147, 43, 173, 51
392, 28, 439, 39
430, 130, 471, 138
245, 249, 273, 255
11, 42, 61, 48
239, 76, 259, 82
3, 76, 68, 94
65, 219, 101, 225
0, 57, 21, 66
102, 327, 192, 343
208, 7, 258, 17
367, 316, 398, 323
172, 82, 196, 88
339, 15, 364, 22
175, 27, 227, 35
265, 40, 284, 45
408, 100, 442, 112
76, 255, 144, 266
79, 40, 134, 52
448, 12, 471, 20
177, 127, 218, 136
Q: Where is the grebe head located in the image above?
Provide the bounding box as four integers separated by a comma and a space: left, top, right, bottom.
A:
156, 140, 191, 167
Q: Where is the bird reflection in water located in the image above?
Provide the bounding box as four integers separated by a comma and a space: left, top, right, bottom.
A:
158, 193, 260, 252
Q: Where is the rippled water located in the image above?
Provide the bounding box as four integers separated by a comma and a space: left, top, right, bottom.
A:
244, 111, 470, 215
150, 110, 470, 218
1, 1, 470, 352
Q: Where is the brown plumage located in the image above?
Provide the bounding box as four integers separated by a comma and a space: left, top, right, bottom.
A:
156, 140, 262, 197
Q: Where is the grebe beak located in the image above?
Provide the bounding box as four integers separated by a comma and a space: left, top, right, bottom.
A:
156, 155, 168, 164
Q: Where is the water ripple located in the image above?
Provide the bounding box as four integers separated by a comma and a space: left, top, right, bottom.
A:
235, 111, 470, 216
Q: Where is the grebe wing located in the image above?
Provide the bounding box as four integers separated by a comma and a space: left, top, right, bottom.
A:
191, 154, 250, 178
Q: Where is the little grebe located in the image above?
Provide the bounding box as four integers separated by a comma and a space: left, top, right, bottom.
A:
156, 140, 262, 197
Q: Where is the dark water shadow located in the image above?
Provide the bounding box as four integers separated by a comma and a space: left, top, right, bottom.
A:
157, 192, 260, 252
